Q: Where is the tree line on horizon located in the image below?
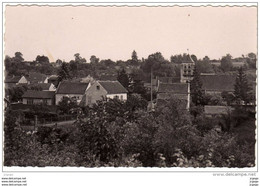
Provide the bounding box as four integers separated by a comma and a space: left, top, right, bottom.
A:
5, 50, 256, 78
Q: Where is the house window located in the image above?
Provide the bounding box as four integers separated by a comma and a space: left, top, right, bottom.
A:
97, 85, 100, 90
114, 95, 119, 99
27, 99, 33, 105
43, 99, 48, 105
120, 95, 123, 100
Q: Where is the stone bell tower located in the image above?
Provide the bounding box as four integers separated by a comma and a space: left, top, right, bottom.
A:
180, 54, 195, 83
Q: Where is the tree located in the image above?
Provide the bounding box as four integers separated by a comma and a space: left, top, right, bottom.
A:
57, 62, 72, 84
36, 55, 49, 65
117, 68, 129, 89
128, 70, 147, 97
234, 67, 251, 104
131, 50, 139, 65
74, 53, 86, 63
13, 52, 24, 63
58, 97, 78, 115
90, 55, 100, 64
246, 53, 256, 69
141, 52, 173, 78
170, 53, 190, 64
190, 65, 205, 106
191, 54, 198, 63
220, 54, 233, 72
74, 53, 81, 63
7, 85, 28, 102
196, 56, 213, 73
56, 59, 62, 66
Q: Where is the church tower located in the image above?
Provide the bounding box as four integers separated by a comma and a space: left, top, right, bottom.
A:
180, 54, 195, 83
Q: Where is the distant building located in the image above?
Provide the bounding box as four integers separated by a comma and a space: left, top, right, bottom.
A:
204, 105, 234, 117
5, 75, 28, 89
210, 60, 246, 68
145, 76, 181, 92
47, 75, 59, 87
22, 90, 55, 105
156, 83, 190, 109
232, 61, 246, 68
27, 72, 48, 84
55, 81, 90, 105
84, 81, 128, 105
200, 74, 236, 95
180, 55, 195, 83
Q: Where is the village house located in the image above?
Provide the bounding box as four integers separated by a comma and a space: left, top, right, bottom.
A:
84, 80, 128, 105
156, 83, 190, 110
4, 75, 28, 89
22, 90, 55, 105
26, 72, 48, 84
47, 75, 59, 87
200, 74, 236, 95
55, 81, 90, 105
209, 60, 246, 68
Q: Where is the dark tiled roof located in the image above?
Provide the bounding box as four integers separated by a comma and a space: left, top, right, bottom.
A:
201, 74, 236, 92
98, 75, 117, 81
22, 90, 55, 99
10, 103, 57, 114
56, 82, 89, 94
29, 83, 52, 90
158, 77, 180, 84
99, 81, 128, 94
27, 72, 47, 83
157, 83, 189, 94
156, 99, 188, 109
38, 83, 52, 90
5, 76, 22, 83
157, 93, 188, 100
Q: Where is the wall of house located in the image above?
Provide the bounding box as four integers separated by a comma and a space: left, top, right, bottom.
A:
107, 93, 127, 101
18, 76, 28, 84
180, 63, 194, 83
55, 94, 84, 105
48, 84, 56, 91
85, 81, 107, 105
23, 98, 53, 105
43, 78, 48, 83
187, 83, 190, 110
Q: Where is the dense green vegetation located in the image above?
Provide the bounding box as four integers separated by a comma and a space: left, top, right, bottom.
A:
4, 95, 255, 167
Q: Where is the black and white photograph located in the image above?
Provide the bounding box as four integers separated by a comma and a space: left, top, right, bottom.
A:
1, 2, 258, 185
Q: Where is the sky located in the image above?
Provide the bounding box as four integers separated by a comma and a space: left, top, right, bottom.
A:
4, 5, 257, 62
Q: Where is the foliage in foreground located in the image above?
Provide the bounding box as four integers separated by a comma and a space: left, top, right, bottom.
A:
4, 97, 255, 167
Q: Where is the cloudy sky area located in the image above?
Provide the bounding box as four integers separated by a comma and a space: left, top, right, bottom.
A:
5, 6, 257, 62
